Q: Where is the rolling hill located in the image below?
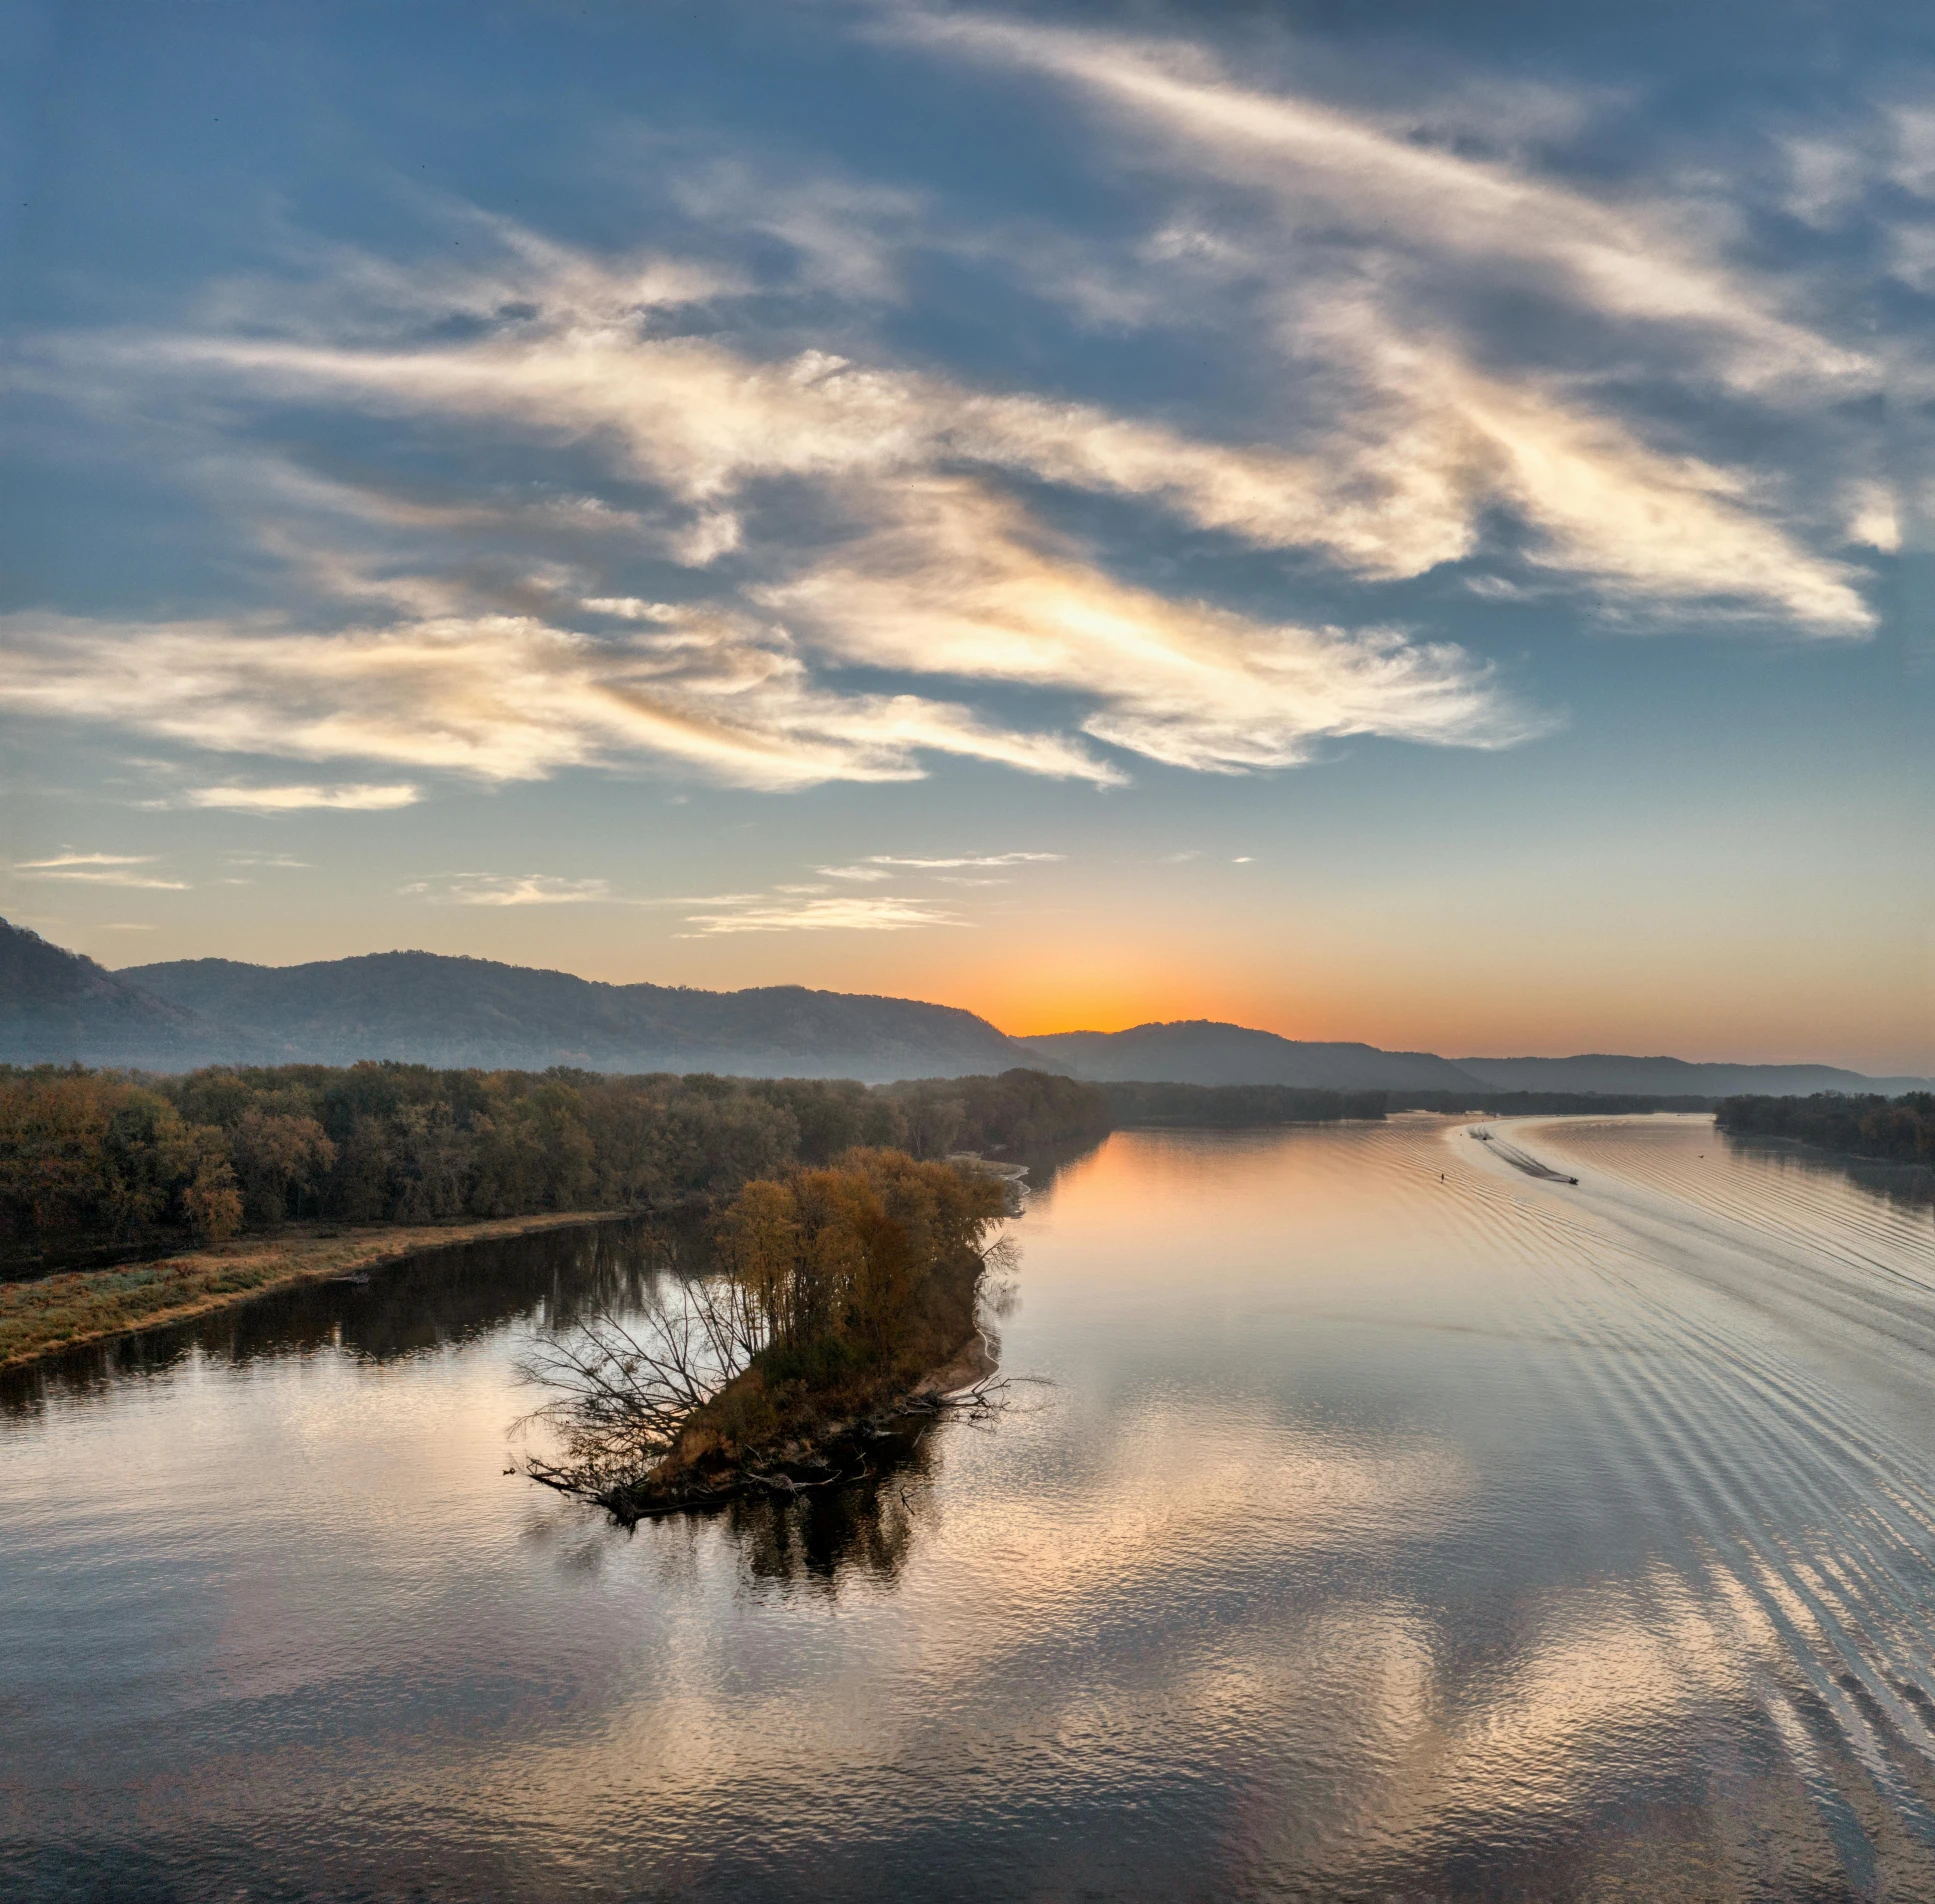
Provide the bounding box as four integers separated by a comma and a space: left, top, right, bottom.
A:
1017, 1020, 1929, 1097
0, 920, 1051, 1079
4, 919, 1922, 1094
1016, 1021, 1485, 1091
0, 920, 224, 1067
114, 947, 1048, 1080
1452, 1053, 1935, 1098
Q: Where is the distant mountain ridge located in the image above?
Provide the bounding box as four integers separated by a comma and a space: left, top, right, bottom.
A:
1452, 1053, 1935, 1098
1016, 1021, 1482, 1092
0, 919, 1049, 1080
122, 949, 1046, 1080
1, 918, 1923, 1094
1020, 1020, 1930, 1098
0, 919, 212, 1067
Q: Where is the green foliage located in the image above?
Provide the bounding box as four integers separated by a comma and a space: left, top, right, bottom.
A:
0, 1067, 236, 1253
1717, 1092, 1934, 1165
747, 1077, 900, 1162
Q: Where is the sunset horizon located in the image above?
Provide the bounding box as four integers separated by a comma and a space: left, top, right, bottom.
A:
4, 0, 1924, 1081
6, 6, 1933, 1896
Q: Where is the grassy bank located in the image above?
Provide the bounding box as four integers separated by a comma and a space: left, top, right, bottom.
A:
0, 1210, 622, 1369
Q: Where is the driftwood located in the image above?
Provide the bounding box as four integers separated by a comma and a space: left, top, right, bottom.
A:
523, 1357, 1025, 1525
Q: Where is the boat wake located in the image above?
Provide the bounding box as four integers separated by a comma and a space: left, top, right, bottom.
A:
1468, 1125, 1579, 1184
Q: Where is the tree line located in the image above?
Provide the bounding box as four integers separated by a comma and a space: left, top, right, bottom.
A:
0, 1062, 1111, 1268
7, 1056, 1750, 1271
1098, 1081, 1388, 1125
1716, 1092, 1934, 1166
1388, 1089, 1717, 1115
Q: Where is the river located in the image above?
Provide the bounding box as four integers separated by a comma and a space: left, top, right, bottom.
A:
5, 1114, 1935, 1900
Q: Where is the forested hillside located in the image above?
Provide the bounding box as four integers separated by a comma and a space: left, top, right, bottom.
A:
1098, 1082, 1387, 1125
121, 949, 1047, 1078
0, 919, 1053, 1080
1019, 1020, 1480, 1090
1463, 1055, 1933, 1097
0, 921, 219, 1067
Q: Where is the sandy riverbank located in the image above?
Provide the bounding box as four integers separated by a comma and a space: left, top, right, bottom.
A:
0, 1211, 631, 1369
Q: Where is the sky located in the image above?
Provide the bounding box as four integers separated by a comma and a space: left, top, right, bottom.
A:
1, 0, 1929, 1071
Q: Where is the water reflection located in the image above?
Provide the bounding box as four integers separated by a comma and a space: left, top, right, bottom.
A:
7, 1116, 1935, 1900
1723, 1129, 1935, 1216
729, 1420, 941, 1593
1006, 1132, 1108, 1201
0, 1214, 689, 1415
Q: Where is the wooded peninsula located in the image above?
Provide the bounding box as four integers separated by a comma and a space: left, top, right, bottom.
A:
1716, 1091, 1934, 1167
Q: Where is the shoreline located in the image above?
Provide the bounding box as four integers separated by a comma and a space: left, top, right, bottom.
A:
0, 1210, 633, 1370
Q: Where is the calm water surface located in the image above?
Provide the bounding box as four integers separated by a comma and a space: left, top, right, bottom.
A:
6, 1115, 1935, 1900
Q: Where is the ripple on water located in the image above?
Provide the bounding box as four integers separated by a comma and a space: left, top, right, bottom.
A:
4, 1116, 1935, 1899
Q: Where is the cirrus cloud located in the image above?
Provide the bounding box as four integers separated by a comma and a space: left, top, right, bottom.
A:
678, 893, 966, 935
188, 782, 422, 811
0, 606, 1121, 790
10, 852, 188, 890
4, 9, 1890, 812
402, 873, 617, 907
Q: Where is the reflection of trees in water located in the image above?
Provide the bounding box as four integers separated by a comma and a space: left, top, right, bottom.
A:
0, 1213, 699, 1415
1, 1207, 980, 1595
1724, 1134, 1935, 1219
723, 1415, 942, 1593
1007, 1134, 1107, 1203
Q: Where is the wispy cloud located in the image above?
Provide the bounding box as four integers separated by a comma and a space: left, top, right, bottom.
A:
668, 157, 926, 303
16, 852, 153, 868
578, 597, 681, 622
880, 8, 1866, 386
677, 845, 1063, 933
4, 218, 1545, 788
679, 893, 966, 935
0, 608, 1118, 790
105, 277, 1869, 631
11, 853, 189, 890
818, 850, 1064, 880
402, 873, 617, 906
3, 13, 1889, 817
188, 782, 422, 811
766, 481, 1545, 769
872, 7, 1883, 633
869, 851, 1064, 869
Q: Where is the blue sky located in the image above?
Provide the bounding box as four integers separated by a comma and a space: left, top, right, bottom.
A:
1, 0, 1928, 1069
